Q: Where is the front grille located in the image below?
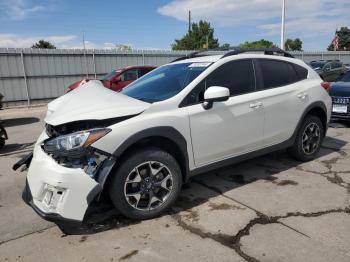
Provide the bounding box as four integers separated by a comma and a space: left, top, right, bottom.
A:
331, 96, 350, 118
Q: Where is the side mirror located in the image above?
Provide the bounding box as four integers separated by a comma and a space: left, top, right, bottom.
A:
202, 86, 230, 110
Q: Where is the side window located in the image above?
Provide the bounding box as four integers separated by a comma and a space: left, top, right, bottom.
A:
185, 60, 255, 105
206, 60, 255, 96
120, 69, 139, 81
140, 68, 154, 77
293, 64, 308, 81
258, 59, 298, 89
324, 63, 331, 71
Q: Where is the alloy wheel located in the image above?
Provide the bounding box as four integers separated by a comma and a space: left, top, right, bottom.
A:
301, 122, 321, 155
124, 161, 173, 211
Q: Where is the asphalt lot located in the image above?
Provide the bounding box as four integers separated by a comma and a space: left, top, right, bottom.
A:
0, 106, 350, 262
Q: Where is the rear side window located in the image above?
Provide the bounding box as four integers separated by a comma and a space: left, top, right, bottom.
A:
293, 64, 308, 81
257, 59, 298, 89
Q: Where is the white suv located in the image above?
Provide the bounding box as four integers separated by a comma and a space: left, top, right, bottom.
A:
14, 48, 332, 231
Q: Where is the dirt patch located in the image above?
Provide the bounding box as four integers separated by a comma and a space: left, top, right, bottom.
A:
275, 180, 298, 186
182, 210, 199, 222
208, 202, 245, 211
119, 250, 138, 261
79, 236, 88, 242
263, 177, 298, 186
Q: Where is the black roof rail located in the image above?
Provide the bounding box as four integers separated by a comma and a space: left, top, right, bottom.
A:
172, 51, 201, 62
171, 46, 238, 62
221, 48, 294, 59
172, 47, 294, 63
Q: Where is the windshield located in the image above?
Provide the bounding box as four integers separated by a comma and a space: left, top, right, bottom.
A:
340, 71, 350, 82
100, 70, 120, 81
310, 61, 326, 69
120, 62, 210, 103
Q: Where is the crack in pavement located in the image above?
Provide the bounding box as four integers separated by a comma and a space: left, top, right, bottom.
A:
0, 225, 56, 246
175, 177, 350, 262
173, 184, 350, 262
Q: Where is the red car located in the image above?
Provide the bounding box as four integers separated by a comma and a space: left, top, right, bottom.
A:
67, 66, 156, 92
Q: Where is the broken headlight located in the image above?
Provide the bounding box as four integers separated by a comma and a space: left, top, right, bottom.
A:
44, 128, 110, 153
43, 128, 111, 178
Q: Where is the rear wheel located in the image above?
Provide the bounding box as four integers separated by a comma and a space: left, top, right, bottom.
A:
289, 115, 324, 161
109, 147, 182, 220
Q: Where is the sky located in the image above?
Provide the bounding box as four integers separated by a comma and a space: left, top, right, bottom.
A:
0, 0, 348, 51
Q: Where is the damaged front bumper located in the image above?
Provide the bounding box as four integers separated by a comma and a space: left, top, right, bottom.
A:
17, 131, 105, 225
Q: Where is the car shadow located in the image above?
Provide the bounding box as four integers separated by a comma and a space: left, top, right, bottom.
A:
330, 120, 350, 128
0, 142, 34, 155
2, 117, 40, 128
59, 135, 348, 235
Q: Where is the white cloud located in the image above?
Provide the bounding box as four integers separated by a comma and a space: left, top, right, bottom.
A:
0, 33, 126, 49
0, 0, 45, 20
158, 0, 349, 41
0, 34, 77, 48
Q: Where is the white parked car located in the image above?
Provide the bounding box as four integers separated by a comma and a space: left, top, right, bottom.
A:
14, 48, 332, 232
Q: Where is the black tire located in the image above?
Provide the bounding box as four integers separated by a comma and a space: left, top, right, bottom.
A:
289, 115, 324, 161
108, 147, 182, 220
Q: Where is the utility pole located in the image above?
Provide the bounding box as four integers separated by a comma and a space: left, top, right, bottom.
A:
82, 32, 88, 78
188, 10, 191, 33
280, 0, 285, 50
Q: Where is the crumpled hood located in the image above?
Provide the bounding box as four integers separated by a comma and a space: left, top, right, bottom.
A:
45, 80, 150, 126
329, 82, 350, 97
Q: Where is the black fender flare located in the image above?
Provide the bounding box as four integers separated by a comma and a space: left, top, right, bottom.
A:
96, 126, 189, 189
291, 101, 328, 141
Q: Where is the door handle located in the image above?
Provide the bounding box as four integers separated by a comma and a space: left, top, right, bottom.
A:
297, 93, 307, 100
256, 102, 263, 108
249, 103, 258, 108
249, 102, 263, 109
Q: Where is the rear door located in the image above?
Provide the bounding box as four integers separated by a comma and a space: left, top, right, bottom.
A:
254, 59, 308, 146
186, 59, 265, 167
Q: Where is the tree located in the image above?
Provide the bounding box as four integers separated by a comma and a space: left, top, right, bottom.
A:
239, 39, 276, 49
327, 27, 350, 51
172, 20, 219, 50
285, 38, 303, 51
220, 43, 231, 50
32, 40, 56, 49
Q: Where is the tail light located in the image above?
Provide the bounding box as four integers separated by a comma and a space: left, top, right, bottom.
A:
321, 82, 330, 92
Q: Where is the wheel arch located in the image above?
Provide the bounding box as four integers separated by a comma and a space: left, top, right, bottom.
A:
293, 101, 328, 140
97, 127, 190, 189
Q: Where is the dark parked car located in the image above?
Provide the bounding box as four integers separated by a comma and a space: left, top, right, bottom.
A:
67, 66, 156, 92
309, 60, 347, 82
329, 71, 350, 121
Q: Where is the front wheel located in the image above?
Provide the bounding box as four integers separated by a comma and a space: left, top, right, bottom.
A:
289, 115, 324, 161
109, 147, 182, 220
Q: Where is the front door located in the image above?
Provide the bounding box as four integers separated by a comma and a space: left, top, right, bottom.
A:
186, 59, 264, 167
